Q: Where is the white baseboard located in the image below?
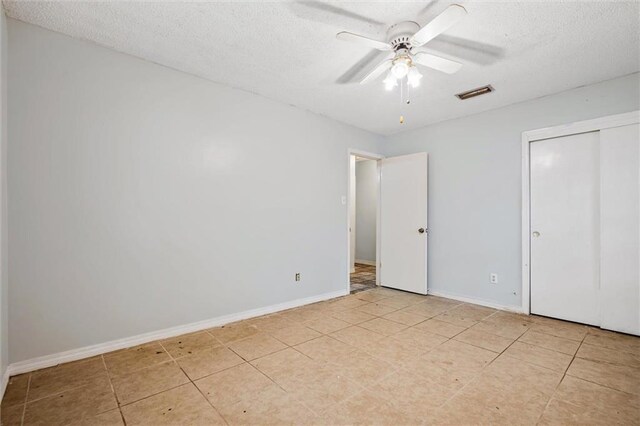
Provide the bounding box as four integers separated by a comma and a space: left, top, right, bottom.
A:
428, 289, 525, 314
354, 259, 376, 266
6, 289, 348, 377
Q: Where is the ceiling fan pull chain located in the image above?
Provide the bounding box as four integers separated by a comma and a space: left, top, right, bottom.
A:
400, 79, 406, 124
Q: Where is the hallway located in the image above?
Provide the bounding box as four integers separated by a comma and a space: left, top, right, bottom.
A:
350, 263, 376, 294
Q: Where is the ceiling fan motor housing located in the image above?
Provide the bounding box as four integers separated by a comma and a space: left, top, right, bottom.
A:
387, 21, 421, 51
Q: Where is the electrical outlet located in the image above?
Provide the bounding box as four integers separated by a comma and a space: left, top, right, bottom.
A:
490, 273, 498, 284
295, 273, 301, 282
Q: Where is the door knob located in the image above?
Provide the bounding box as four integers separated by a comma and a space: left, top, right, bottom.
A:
532, 231, 540, 237
418, 228, 425, 234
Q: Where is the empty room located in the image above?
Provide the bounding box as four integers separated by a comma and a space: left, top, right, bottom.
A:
0, 1, 638, 425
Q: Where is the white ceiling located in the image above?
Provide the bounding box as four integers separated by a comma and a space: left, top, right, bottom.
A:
4, 0, 639, 135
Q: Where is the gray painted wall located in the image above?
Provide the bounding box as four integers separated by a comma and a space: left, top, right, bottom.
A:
355, 160, 377, 263
383, 73, 640, 309
7, 20, 383, 363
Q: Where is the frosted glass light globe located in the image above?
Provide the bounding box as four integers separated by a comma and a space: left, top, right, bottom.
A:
383, 72, 397, 91
391, 61, 409, 79
407, 66, 423, 88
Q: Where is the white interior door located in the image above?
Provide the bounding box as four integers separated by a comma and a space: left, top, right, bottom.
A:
380, 153, 428, 294
530, 131, 600, 325
349, 155, 356, 273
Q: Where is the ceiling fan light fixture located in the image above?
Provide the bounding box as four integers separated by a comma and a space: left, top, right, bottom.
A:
383, 72, 398, 91
337, 4, 468, 88
407, 66, 423, 88
390, 59, 410, 79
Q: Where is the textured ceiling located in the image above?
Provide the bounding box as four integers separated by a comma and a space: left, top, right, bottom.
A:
4, 0, 639, 135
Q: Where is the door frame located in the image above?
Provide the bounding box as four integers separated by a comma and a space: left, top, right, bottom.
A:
521, 110, 640, 314
347, 149, 384, 294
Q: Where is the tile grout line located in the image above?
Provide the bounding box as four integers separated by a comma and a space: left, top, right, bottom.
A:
248, 362, 320, 418
19, 375, 102, 405
101, 354, 127, 426
113, 359, 210, 409
425, 308, 533, 417
21, 354, 149, 408
248, 344, 365, 419
161, 330, 259, 383
103, 343, 194, 414
252, 322, 385, 420
533, 329, 590, 424
353, 298, 489, 418
561, 359, 639, 396
561, 374, 638, 396
18, 374, 31, 426
466, 317, 572, 356
158, 338, 231, 425
202, 327, 321, 421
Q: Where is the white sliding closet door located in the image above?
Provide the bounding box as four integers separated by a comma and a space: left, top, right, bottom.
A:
529, 120, 640, 334
530, 132, 601, 326
600, 124, 640, 335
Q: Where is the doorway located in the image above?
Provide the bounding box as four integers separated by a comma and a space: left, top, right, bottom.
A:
349, 154, 380, 294
347, 150, 429, 295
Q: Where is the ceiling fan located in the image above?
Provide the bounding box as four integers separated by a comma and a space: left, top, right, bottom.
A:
336, 4, 467, 90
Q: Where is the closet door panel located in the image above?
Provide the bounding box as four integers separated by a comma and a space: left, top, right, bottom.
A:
530, 132, 600, 325
600, 123, 640, 335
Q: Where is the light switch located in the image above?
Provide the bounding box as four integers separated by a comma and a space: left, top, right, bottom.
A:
341, 196, 347, 205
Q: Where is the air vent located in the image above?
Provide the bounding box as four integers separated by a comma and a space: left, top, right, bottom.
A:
455, 85, 494, 100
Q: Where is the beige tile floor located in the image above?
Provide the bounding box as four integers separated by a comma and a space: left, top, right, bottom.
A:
1, 287, 639, 425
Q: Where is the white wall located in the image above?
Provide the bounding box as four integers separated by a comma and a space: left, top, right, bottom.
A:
383, 73, 640, 310
0, 10, 8, 387
355, 160, 376, 263
7, 20, 383, 363
6, 16, 640, 366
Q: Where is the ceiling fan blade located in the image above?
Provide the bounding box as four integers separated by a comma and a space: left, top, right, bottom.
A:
428, 35, 505, 65
360, 58, 393, 84
410, 4, 467, 47
337, 32, 392, 51
413, 52, 462, 74
289, 1, 385, 28
336, 50, 390, 84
